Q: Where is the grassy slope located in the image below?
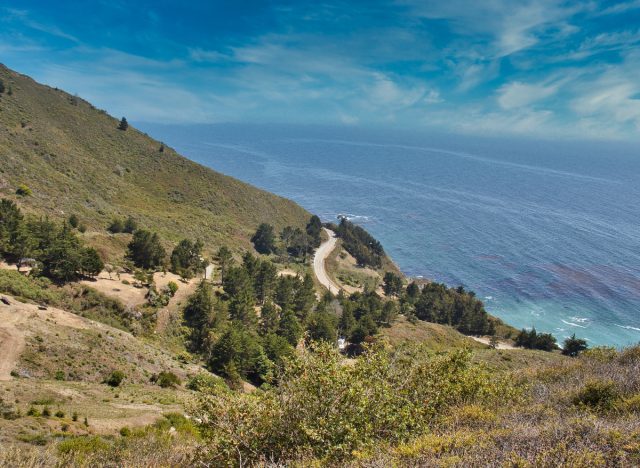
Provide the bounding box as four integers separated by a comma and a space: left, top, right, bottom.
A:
0, 64, 310, 254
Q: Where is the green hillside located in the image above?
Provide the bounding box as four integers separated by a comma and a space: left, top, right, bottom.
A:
0, 64, 310, 254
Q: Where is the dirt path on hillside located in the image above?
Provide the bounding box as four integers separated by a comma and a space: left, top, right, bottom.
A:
313, 228, 341, 294
469, 336, 518, 350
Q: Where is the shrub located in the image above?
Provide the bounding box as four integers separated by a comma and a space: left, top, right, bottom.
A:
156, 371, 181, 388
54, 370, 65, 381
57, 436, 110, 455
42, 406, 51, 417
26, 406, 40, 417
68, 214, 79, 228
119, 427, 131, 437
16, 184, 32, 197
194, 342, 519, 464
105, 370, 125, 387
573, 380, 620, 410
55, 410, 65, 418
72, 412, 78, 422
187, 373, 227, 393
166, 281, 179, 297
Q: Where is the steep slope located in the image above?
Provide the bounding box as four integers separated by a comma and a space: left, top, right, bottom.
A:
0, 64, 310, 252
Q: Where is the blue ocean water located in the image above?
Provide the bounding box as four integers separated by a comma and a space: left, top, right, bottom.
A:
139, 123, 640, 347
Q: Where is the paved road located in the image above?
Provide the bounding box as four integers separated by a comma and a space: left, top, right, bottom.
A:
313, 228, 341, 294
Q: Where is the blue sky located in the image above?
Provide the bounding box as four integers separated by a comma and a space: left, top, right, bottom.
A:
2, 1, 640, 139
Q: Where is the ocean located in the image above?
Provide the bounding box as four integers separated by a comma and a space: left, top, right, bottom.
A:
139, 123, 640, 347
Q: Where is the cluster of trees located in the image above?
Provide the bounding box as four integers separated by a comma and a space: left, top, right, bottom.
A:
514, 328, 557, 351
183, 252, 333, 386
408, 283, 494, 335
251, 215, 323, 261
333, 218, 384, 268
0, 199, 103, 282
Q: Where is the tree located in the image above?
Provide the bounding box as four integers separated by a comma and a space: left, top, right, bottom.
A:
383, 272, 403, 297
39, 224, 83, 282
294, 273, 316, 320
251, 223, 276, 255
306, 215, 323, 248
339, 306, 356, 338
259, 301, 280, 336
562, 334, 588, 357
209, 326, 271, 386
307, 311, 337, 343
80, 248, 104, 277
126, 229, 166, 270
171, 239, 204, 280
184, 281, 224, 351
279, 309, 302, 347
406, 281, 420, 299
0, 78, 4, 94
255, 260, 278, 304
117, 117, 128, 131
216, 246, 234, 283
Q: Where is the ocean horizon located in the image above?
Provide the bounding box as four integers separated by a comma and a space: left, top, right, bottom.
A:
140, 123, 640, 348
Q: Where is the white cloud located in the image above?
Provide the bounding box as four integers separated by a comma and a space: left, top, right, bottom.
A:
498, 81, 559, 109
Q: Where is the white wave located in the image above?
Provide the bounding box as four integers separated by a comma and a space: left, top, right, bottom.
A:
615, 324, 640, 332
484, 296, 494, 300
561, 319, 587, 328
570, 316, 590, 323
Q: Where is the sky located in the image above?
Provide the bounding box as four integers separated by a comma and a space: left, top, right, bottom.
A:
1, 1, 640, 140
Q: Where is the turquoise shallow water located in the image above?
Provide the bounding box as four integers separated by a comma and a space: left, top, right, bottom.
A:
140, 123, 640, 347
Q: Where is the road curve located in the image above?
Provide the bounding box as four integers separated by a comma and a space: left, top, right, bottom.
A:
313, 228, 341, 294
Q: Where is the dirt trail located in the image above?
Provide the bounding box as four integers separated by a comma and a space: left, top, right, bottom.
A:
313, 228, 341, 294
469, 335, 518, 350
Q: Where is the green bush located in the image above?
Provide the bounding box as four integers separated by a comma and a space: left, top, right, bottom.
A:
42, 406, 51, 417
55, 410, 65, 418
105, 370, 125, 387
166, 281, 179, 297
57, 436, 110, 455
186, 373, 227, 393
195, 342, 519, 464
156, 371, 181, 388
573, 380, 620, 410
16, 184, 32, 196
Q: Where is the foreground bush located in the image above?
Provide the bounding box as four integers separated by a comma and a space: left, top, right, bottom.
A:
194, 342, 518, 464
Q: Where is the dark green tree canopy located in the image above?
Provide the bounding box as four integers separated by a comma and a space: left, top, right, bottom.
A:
117, 117, 128, 130
127, 229, 166, 270
251, 223, 277, 255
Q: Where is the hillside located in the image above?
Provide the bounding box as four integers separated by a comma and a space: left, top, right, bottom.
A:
0, 64, 310, 255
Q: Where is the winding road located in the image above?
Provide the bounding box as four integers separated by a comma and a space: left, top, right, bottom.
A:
313, 228, 341, 294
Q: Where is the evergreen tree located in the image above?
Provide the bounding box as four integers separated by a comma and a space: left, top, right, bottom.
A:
279, 309, 303, 347
0, 78, 5, 94
126, 229, 166, 269
255, 260, 278, 304
562, 334, 588, 357
294, 273, 316, 319
406, 281, 420, 299
80, 248, 104, 277
383, 272, 403, 297
215, 246, 234, 283
306, 215, 323, 247
259, 301, 280, 336
339, 306, 356, 338
68, 214, 79, 229
251, 223, 276, 254
307, 311, 338, 343
171, 239, 204, 279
